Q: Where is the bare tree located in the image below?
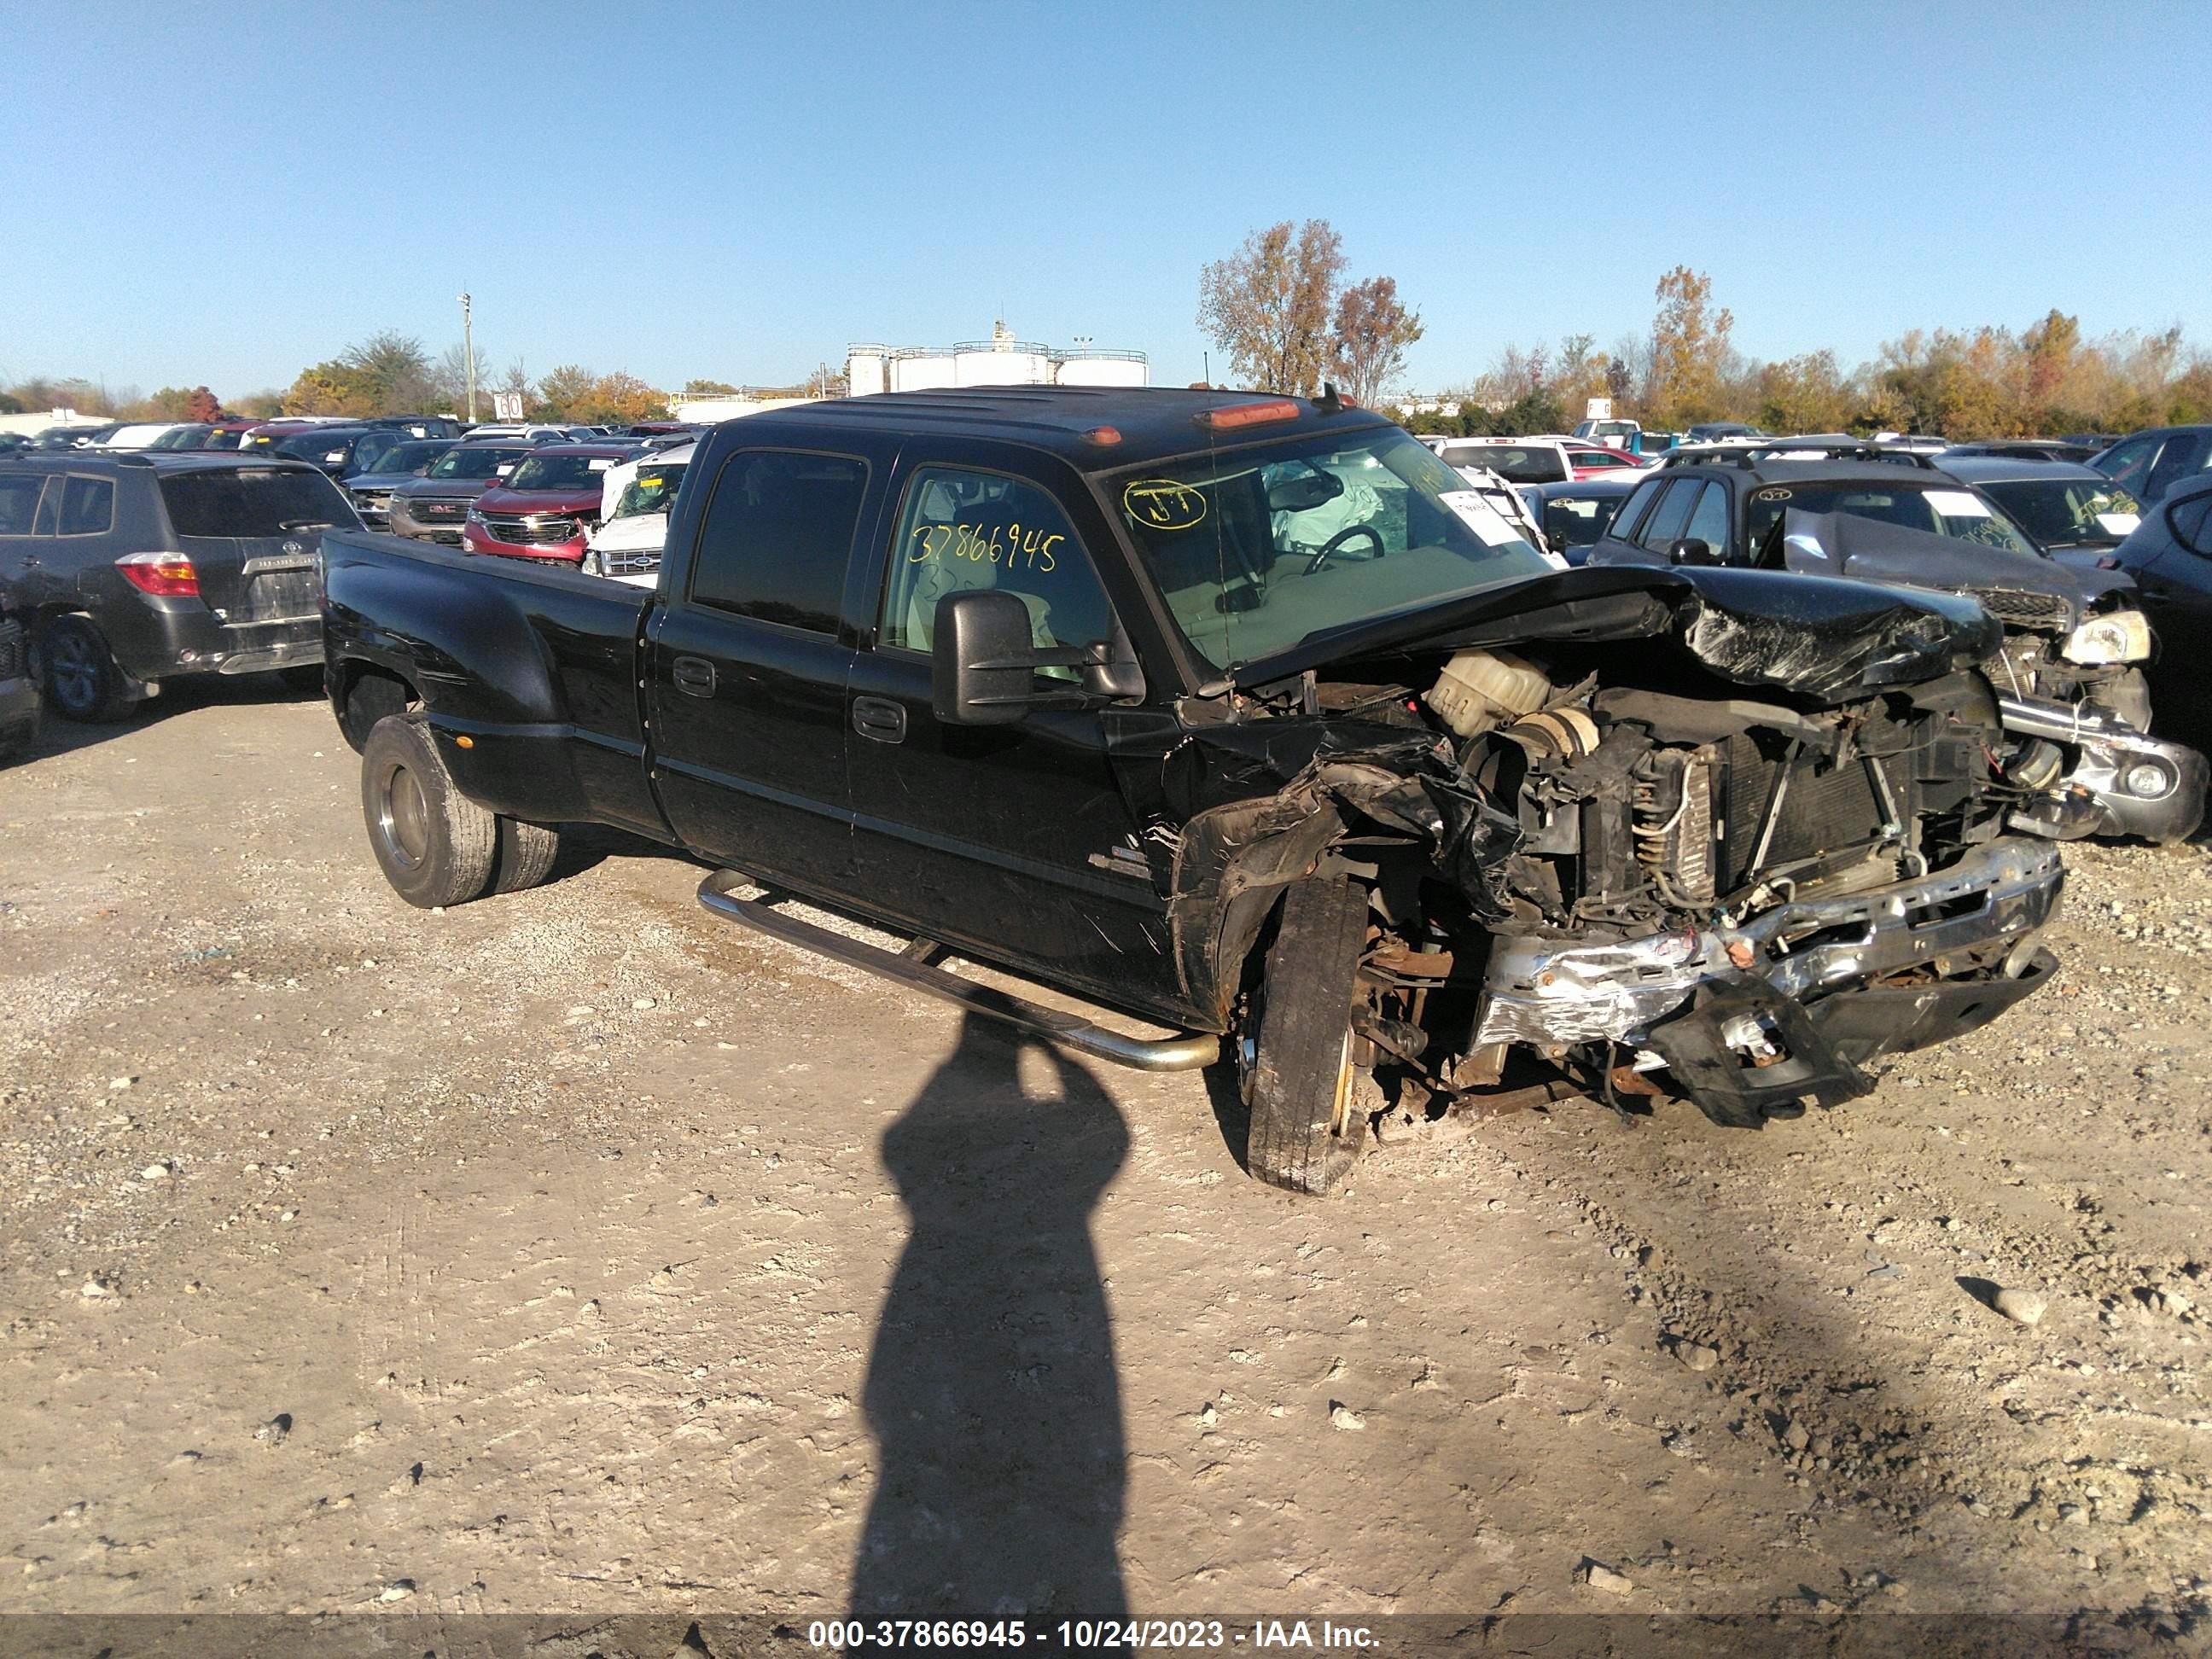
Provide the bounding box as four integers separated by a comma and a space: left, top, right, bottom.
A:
1197, 219, 1347, 395
1330, 276, 1423, 407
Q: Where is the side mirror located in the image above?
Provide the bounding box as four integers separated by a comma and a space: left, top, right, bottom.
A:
1545, 529, 1569, 556
1668, 537, 1716, 566
932, 589, 1144, 724
933, 589, 1041, 725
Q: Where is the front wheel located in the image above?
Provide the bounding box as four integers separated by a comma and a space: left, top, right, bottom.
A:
359, 713, 498, 907
1243, 873, 1371, 1196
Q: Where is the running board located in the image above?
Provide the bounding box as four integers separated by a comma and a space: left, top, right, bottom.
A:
696, 870, 1220, 1073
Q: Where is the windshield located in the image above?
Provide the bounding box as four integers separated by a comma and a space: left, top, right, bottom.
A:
1976, 478, 2142, 548
1435, 441, 1567, 484
428, 445, 530, 480
505, 452, 615, 492
613, 463, 686, 519
1112, 427, 1554, 672
158, 467, 359, 538
1746, 480, 2040, 556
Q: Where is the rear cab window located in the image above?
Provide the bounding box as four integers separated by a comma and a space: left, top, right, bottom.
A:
685, 450, 870, 634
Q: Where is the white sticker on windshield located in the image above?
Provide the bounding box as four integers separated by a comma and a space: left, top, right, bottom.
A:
1924, 489, 1992, 519
589, 457, 613, 470
1441, 491, 1566, 569
2096, 510, 2141, 537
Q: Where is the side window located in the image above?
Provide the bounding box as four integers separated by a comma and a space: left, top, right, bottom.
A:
0, 476, 46, 535
59, 476, 114, 536
1608, 476, 1665, 543
2097, 436, 2157, 493
2168, 492, 2212, 556
1637, 478, 1699, 550
1681, 480, 1730, 555
686, 450, 867, 634
2145, 434, 2207, 502
882, 467, 1117, 671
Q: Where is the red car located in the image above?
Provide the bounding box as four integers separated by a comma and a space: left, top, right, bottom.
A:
1563, 444, 1652, 480
461, 443, 639, 562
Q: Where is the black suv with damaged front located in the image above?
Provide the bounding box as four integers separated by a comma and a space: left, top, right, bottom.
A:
321, 388, 2063, 1195
1588, 445, 2202, 842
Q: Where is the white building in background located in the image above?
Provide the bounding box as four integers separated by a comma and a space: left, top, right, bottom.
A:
847, 321, 1146, 397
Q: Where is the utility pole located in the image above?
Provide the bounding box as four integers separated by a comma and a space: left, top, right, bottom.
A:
457, 291, 476, 422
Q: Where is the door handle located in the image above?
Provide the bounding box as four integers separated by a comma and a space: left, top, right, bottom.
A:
852, 695, 907, 744
671, 655, 716, 697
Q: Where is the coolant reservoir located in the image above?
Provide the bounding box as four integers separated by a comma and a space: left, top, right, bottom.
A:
1425, 649, 1551, 738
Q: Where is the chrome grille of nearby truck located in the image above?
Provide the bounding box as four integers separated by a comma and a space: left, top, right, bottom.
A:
480, 515, 579, 546
410, 498, 466, 522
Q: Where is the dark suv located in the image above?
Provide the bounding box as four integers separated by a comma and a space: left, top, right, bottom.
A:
0, 453, 358, 719
2091, 426, 2212, 507
1588, 444, 2201, 841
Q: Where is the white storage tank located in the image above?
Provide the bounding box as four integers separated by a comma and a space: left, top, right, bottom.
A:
891, 354, 958, 393
1057, 354, 1148, 387
847, 348, 888, 399
954, 349, 1051, 387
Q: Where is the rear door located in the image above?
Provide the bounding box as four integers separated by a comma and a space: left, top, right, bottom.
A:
644, 443, 884, 894
842, 445, 1185, 1019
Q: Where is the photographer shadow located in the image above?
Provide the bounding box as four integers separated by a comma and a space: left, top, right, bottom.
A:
850, 1015, 1131, 1621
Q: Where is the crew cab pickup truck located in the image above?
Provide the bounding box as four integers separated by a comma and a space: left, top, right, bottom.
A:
323, 387, 2064, 1194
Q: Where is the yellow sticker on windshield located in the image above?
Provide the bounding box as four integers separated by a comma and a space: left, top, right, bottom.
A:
1123, 478, 1207, 531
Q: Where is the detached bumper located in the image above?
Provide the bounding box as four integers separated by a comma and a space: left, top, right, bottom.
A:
1477, 837, 2064, 1123
1998, 695, 2206, 843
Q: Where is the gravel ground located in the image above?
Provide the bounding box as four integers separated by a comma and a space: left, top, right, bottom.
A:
2, 683, 2209, 1635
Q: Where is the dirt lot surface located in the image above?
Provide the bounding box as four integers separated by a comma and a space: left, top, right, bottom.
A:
3, 684, 2210, 1634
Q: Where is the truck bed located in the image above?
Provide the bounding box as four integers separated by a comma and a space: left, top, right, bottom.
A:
320, 527, 672, 841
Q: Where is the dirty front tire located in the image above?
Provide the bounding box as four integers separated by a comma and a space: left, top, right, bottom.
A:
38, 615, 136, 722
359, 714, 498, 908
490, 818, 561, 894
1244, 874, 1370, 1196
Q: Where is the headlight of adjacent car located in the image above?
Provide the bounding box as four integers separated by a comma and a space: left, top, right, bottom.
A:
2062, 609, 2152, 666
464, 506, 486, 526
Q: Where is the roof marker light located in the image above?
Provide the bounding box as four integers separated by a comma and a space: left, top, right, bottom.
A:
1195, 399, 1301, 431
1084, 426, 1123, 445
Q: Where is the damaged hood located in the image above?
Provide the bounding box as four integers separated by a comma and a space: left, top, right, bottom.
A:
1228, 562, 1999, 702
1778, 508, 2122, 625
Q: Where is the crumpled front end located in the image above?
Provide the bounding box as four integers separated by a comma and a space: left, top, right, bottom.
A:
1476, 838, 2063, 1125
1154, 562, 2065, 1133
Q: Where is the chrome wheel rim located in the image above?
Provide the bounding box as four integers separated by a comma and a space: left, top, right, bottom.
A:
374, 760, 430, 870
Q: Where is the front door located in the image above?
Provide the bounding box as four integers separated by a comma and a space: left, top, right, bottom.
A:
842, 457, 1187, 1022
647, 446, 875, 896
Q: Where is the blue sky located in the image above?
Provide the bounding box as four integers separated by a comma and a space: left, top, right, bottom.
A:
5, 0, 2207, 400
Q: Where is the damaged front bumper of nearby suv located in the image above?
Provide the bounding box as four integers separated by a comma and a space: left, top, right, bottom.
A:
1996, 694, 2208, 843
1476, 837, 2063, 1126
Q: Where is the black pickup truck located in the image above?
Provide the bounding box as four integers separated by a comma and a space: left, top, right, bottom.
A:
322, 387, 2064, 1193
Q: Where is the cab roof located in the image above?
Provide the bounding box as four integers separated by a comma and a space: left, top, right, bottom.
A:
0, 451, 326, 475
736, 386, 1393, 469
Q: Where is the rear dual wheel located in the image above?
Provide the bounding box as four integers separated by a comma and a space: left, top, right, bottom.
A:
1243, 873, 1371, 1196
360, 713, 560, 906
